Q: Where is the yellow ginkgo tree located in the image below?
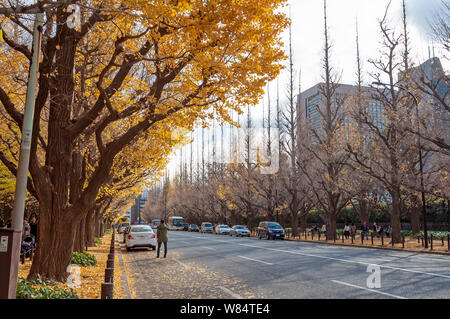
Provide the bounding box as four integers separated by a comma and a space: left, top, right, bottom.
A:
0, 0, 288, 281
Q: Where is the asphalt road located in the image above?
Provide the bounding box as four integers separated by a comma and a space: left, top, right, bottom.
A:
123, 231, 450, 299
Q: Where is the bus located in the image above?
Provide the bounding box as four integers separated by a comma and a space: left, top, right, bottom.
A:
168, 216, 184, 230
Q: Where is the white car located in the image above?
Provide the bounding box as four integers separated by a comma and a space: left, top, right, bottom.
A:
215, 224, 231, 235
125, 225, 156, 251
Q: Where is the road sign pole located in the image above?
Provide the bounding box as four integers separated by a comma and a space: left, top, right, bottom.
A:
0, 12, 43, 299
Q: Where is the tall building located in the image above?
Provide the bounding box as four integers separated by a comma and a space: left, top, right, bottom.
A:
298, 83, 384, 142
405, 57, 449, 124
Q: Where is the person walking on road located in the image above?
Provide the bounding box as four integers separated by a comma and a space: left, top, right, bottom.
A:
157, 219, 169, 258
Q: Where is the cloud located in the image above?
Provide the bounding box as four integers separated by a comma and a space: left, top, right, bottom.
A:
405, 0, 444, 36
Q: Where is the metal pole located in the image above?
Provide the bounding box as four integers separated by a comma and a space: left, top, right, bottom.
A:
11, 13, 43, 230
3, 12, 43, 299
413, 95, 428, 248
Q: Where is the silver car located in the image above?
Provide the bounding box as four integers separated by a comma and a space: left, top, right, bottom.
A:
230, 225, 251, 237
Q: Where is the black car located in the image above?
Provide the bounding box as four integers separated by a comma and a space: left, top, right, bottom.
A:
257, 221, 285, 240
188, 224, 199, 232
182, 223, 189, 231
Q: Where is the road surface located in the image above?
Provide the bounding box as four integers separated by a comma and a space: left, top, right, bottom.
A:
121, 231, 450, 299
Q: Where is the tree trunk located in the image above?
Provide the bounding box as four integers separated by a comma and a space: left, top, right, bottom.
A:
358, 198, 370, 224
299, 213, 307, 232
410, 205, 420, 235
28, 211, 76, 282
390, 189, 402, 243
85, 209, 96, 247
326, 213, 337, 240
73, 215, 86, 252
100, 220, 104, 237
291, 212, 299, 237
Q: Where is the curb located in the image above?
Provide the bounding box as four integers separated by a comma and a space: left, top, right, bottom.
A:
282, 237, 450, 256
115, 237, 133, 299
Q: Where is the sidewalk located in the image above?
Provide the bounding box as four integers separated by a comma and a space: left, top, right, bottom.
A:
118, 239, 256, 299
18, 231, 126, 298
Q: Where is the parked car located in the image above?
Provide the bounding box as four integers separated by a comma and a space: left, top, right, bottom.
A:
215, 224, 231, 235
188, 224, 199, 232
125, 225, 156, 251
182, 223, 189, 231
257, 221, 285, 240
230, 225, 251, 237
201, 222, 213, 233
118, 222, 129, 234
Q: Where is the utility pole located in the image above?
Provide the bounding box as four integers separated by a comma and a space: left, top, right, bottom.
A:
0, 12, 43, 299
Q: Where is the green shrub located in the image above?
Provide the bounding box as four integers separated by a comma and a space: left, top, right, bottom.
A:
411, 231, 449, 239
16, 276, 78, 299
94, 237, 102, 244
71, 251, 97, 266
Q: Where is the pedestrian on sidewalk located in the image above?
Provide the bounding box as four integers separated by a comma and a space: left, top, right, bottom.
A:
361, 222, 369, 239
321, 224, 326, 237
350, 223, 356, 238
157, 219, 169, 258
343, 223, 350, 239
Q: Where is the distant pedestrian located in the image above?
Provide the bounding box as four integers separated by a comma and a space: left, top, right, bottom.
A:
156, 219, 169, 258
22, 218, 30, 239
361, 222, 369, 239
321, 224, 326, 236
385, 225, 391, 238
30, 216, 38, 240
350, 223, 356, 238
377, 225, 384, 237
343, 223, 350, 239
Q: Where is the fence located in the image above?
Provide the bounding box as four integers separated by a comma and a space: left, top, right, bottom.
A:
282, 228, 450, 252
101, 227, 115, 299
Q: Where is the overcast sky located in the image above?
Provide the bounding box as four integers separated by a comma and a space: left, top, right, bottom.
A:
163, 0, 448, 182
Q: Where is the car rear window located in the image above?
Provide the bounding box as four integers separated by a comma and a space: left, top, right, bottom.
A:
131, 226, 153, 233
204, 223, 212, 227
267, 223, 282, 229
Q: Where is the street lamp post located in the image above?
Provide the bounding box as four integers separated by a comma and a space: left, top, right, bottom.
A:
0, 12, 43, 299
372, 81, 429, 248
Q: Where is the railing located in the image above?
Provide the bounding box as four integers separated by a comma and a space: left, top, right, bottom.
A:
101, 227, 115, 299
281, 228, 449, 252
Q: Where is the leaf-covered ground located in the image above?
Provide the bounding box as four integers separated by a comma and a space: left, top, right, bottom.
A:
120, 241, 260, 299
18, 232, 125, 299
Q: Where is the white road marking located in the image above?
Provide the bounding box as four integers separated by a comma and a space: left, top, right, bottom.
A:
237, 255, 274, 265
171, 232, 450, 279
174, 258, 190, 269
343, 256, 394, 263
202, 246, 217, 251
415, 256, 450, 263
218, 286, 243, 299
331, 280, 407, 299
238, 243, 450, 279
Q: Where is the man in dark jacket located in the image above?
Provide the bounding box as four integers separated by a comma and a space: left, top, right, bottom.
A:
156, 220, 169, 258
30, 216, 38, 241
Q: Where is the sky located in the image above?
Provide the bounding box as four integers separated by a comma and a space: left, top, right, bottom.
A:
162, 0, 448, 183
